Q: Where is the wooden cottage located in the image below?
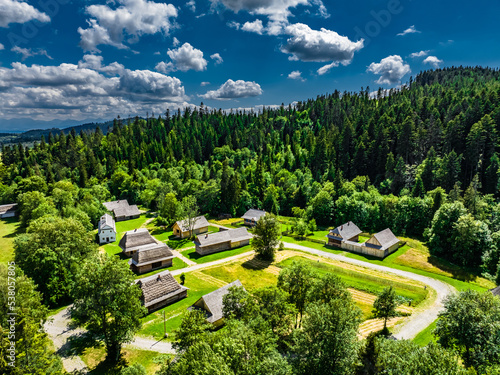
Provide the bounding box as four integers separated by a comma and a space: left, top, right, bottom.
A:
129, 243, 174, 274
98, 213, 116, 244
136, 271, 188, 313
365, 228, 401, 255
195, 227, 253, 255
173, 216, 209, 239
490, 286, 500, 297
194, 280, 244, 326
103, 199, 141, 221
0, 203, 18, 218
241, 209, 266, 226
326, 221, 362, 247
119, 228, 158, 257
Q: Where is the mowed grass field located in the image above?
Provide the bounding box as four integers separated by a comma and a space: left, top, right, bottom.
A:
181, 244, 253, 264
0, 217, 20, 264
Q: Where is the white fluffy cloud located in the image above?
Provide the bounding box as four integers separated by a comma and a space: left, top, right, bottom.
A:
288, 70, 304, 81
78, 0, 178, 52
281, 23, 363, 64
317, 62, 338, 75
200, 79, 262, 100
242, 19, 264, 34
0, 43, 4, 50
0, 0, 50, 28
210, 53, 223, 64
186, 0, 196, 12
0, 61, 188, 121
410, 50, 429, 58
367, 55, 411, 85
397, 25, 420, 36
423, 56, 443, 68
156, 43, 208, 73
11, 46, 52, 61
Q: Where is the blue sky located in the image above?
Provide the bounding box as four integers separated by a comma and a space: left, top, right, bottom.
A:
0, 0, 499, 131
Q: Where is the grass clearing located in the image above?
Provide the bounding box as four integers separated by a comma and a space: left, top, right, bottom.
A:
0, 217, 21, 264
181, 244, 252, 264
413, 319, 437, 347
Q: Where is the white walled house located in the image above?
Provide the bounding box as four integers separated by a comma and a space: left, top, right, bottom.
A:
98, 213, 116, 244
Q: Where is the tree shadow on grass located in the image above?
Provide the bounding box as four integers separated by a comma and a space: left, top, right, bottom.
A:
241, 256, 273, 270
65, 332, 101, 357
87, 355, 127, 375
427, 254, 477, 282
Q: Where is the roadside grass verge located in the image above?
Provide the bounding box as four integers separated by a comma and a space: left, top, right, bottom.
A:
181, 244, 252, 264
0, 217, 21, 264
413, 319, 438, 346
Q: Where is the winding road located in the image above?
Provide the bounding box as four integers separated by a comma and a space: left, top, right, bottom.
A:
45, 239, 456, 372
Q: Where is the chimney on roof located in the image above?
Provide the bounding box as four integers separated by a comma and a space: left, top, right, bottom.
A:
205, 234, 208, 238
348, 222, 350, 226
341, 225, 343, 230
157, 274, 162, 281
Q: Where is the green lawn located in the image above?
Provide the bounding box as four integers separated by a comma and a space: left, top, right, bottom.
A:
138, 272, 221, 339
413, 319, 438, 346
278, 256, 429, 306
0, 217, 21, 264
115, 215, 150, 235
181, 244, 252, 264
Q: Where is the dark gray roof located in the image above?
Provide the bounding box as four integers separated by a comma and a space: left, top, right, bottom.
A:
0, 203, 17, 215
136, 270, 188, 308
328, 221, 362, 241
490, 286, 500, 297
103, 199, 129, 211
119, 228, 157, 252
196, 227, 253, 248
175, 215, 210, 232
373, 228, 399, 249
131, 243, 174, 267
241, 209, 266, 221
103, 200, 141, 218
98, 213, 116, 233
198, 280, 243, 323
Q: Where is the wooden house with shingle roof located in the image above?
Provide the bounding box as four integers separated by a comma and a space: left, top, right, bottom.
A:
365, 228, 400, 253
136, 270, 188, 313
241, 209, 266, 226
0, 203, 18, 218
172, 215, 209, 239
195, 227, 252, 255
194, 280, 244, 326
119, 228, 158, 257
326, 221, 362, 246
129, 243, 174, 274
103, 199, 141, 221
490, 286, 500, 297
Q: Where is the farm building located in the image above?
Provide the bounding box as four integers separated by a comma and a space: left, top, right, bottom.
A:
365, 228, 400, 254
194, 280, 244, 326
129, 243, 174, 274
119, 228, 160, 257
173, 215, 209, 238
490, 286, 500, 297
102, 199, 141, 221
241, 209, 266, 226
0, 203, 18, 218
136, 271, 188, 313
326, 221, 362, 246
98, 213, 116, 244
195, 227, 253, 255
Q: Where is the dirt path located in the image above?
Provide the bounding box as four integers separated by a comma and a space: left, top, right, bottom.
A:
282, 242, 455, 340
169, 250, 255, 276
171, 249, 197, 266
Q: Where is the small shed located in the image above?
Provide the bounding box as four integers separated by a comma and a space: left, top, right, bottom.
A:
195, 227, 253, 255
194, 280, 244, 326
0, 203, 18, 218
326, 221, 362, 246
103, 199, 141, 221
241, 209, 266, 226
129, 243, 174, 274
136, 271, 188, 313
98, 213, 116, 244
365, 228, 401, 254
119, 228, 158, 257
173, 216, 209, 239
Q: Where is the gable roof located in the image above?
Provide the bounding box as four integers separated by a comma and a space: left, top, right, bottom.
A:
241, 209, 266, 221
103, 199, 141, 218
98, 213, 116, 232
197, 280, 244, 323
196, 227, 253, 248
328, 221, 362, 241
175, 215, 210, 232
131, 243, 174, 267
119, 228, 157, 252
372, 228, 400, 249
136, 270, 188, 308
103, 199, 129, 211
490, 286, 500, 297
0, 203, 17, 215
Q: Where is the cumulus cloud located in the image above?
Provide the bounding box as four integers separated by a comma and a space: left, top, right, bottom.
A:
410, 50, 429, 58
281, 23, 363, 64
172, 37, 180, 47
0, 43, 5, 51
186, 0, 196, 12
78, 0, 178, 52
242, 19, 264, 34
397, 25, 420, 36
367, 55, 411, 85
0, 0, 50, 28
0, 61, 189, 121
200, 79, 262, 100
157, 42, 207, 72
227, 21, 240, 29
317, 62, 339, 75
288, 70, 305, 81
210, 53, 223, 64
423, 56, 443, 68
11, 46, 53, 61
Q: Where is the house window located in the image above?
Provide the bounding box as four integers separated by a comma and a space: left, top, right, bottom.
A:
152, 261, 162, 269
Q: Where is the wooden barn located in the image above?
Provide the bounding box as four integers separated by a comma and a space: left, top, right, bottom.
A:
241, 209, 266, 226
119, 228, 158, 257
173, 216, 209, 239
326, 221, 362, 247
194, 280, 244, 326
136, 271, 188, 313
129, 243, 174, 274
365, 228, 401, 255
195, 227, 252, 255
0, 203, 18, 218
103, 199, 141, 221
